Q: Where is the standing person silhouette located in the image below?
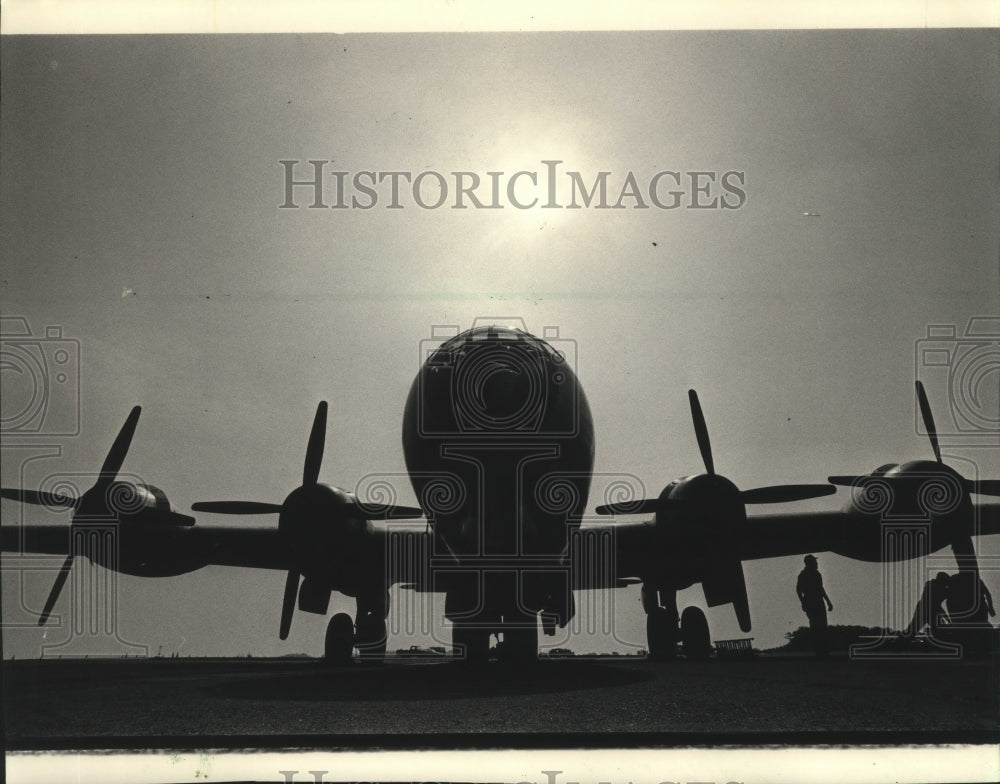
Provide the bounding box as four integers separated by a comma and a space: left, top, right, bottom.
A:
796, 554, 834, 657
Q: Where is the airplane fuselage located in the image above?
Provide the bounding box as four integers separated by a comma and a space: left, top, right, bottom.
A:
401, 325, 594, 629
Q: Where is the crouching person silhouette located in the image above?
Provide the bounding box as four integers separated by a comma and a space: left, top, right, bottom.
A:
944, 571, 996, 656
904, 571, 951, 639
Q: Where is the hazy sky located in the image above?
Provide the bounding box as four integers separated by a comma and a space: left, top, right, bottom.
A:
2, 30, 998, 658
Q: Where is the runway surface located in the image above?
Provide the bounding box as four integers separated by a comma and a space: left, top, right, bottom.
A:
3, 653, 998, 749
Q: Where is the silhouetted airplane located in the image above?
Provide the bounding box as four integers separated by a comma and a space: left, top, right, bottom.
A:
594, 380, 1000, 657
2, 327, 999, 662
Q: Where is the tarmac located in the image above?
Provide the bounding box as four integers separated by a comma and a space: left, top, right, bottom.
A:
3, 653, 998, 749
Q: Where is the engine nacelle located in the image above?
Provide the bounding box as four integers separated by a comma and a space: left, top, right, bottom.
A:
832, 460, 972, 561
648, 472, 754, 631
278, 483, 376, 594
106, 482, 195, 526
652, 473, 746, 584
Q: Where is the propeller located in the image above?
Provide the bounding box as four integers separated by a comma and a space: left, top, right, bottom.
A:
595, 498, 672, 516
739, 484, 837, 504
303, 399, 327, 487
98, 405, 142, 487
603, 389, 832, 637
686, 390, 834, 503
0, 406, 142, 625
279, 568, 300, 642
191, 402, 424, 521
915, 380, 942, 463
826, 381, 1000, 579
0, 489, 76, 508
828, 381, 1000, 497
191, 501, 284, 515
191, 401, 424, 639
595, 390, 836, 516
38, 556, 75, 626
688, 388, 715, 476
703, 558, 752, 633
969, 480, 1000, 496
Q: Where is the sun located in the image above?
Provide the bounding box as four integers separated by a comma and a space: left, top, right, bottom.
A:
473, 136, 592, 243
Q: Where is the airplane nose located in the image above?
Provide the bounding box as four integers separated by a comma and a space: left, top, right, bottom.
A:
481, 365, 532, 421
454, 351, 544, 431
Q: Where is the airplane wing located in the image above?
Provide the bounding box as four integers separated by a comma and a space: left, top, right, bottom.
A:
738, 502, 1000, 562
1, 525, 71, 558
972, 500, 1000, 533
576, 501, 1000, 582
0, 521, 439, 579
170, 525, 291, 570
735, 510, 865, 561
571, 521, 653, 589
0, 524, 291, 572
574, 513, 849, 585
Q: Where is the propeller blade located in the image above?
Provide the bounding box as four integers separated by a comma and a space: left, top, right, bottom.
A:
729, 565, 753, 634
96, 406, 142, 488
951, 535, 978, 573
303, 401, 328, 487
915, 381, 942, 463
191, 501, 284, 515
0, 489, 76, 508
38, 554, 74, 625
828, 475, 870, 487
349, 501, 425, 520
702, 559, 752, 633
740, 484, 837, 504
279, 570, 299, 640
966, 479, 1000, 497
595, 499, 666, 516
688, 389, 715, 475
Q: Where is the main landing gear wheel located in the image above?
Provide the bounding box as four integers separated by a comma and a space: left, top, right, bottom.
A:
355, 613, 387, 662
680, 606, 711, 661
324, 613, 354, 665
646, 607, 677, 660
452, 620, 490, 663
